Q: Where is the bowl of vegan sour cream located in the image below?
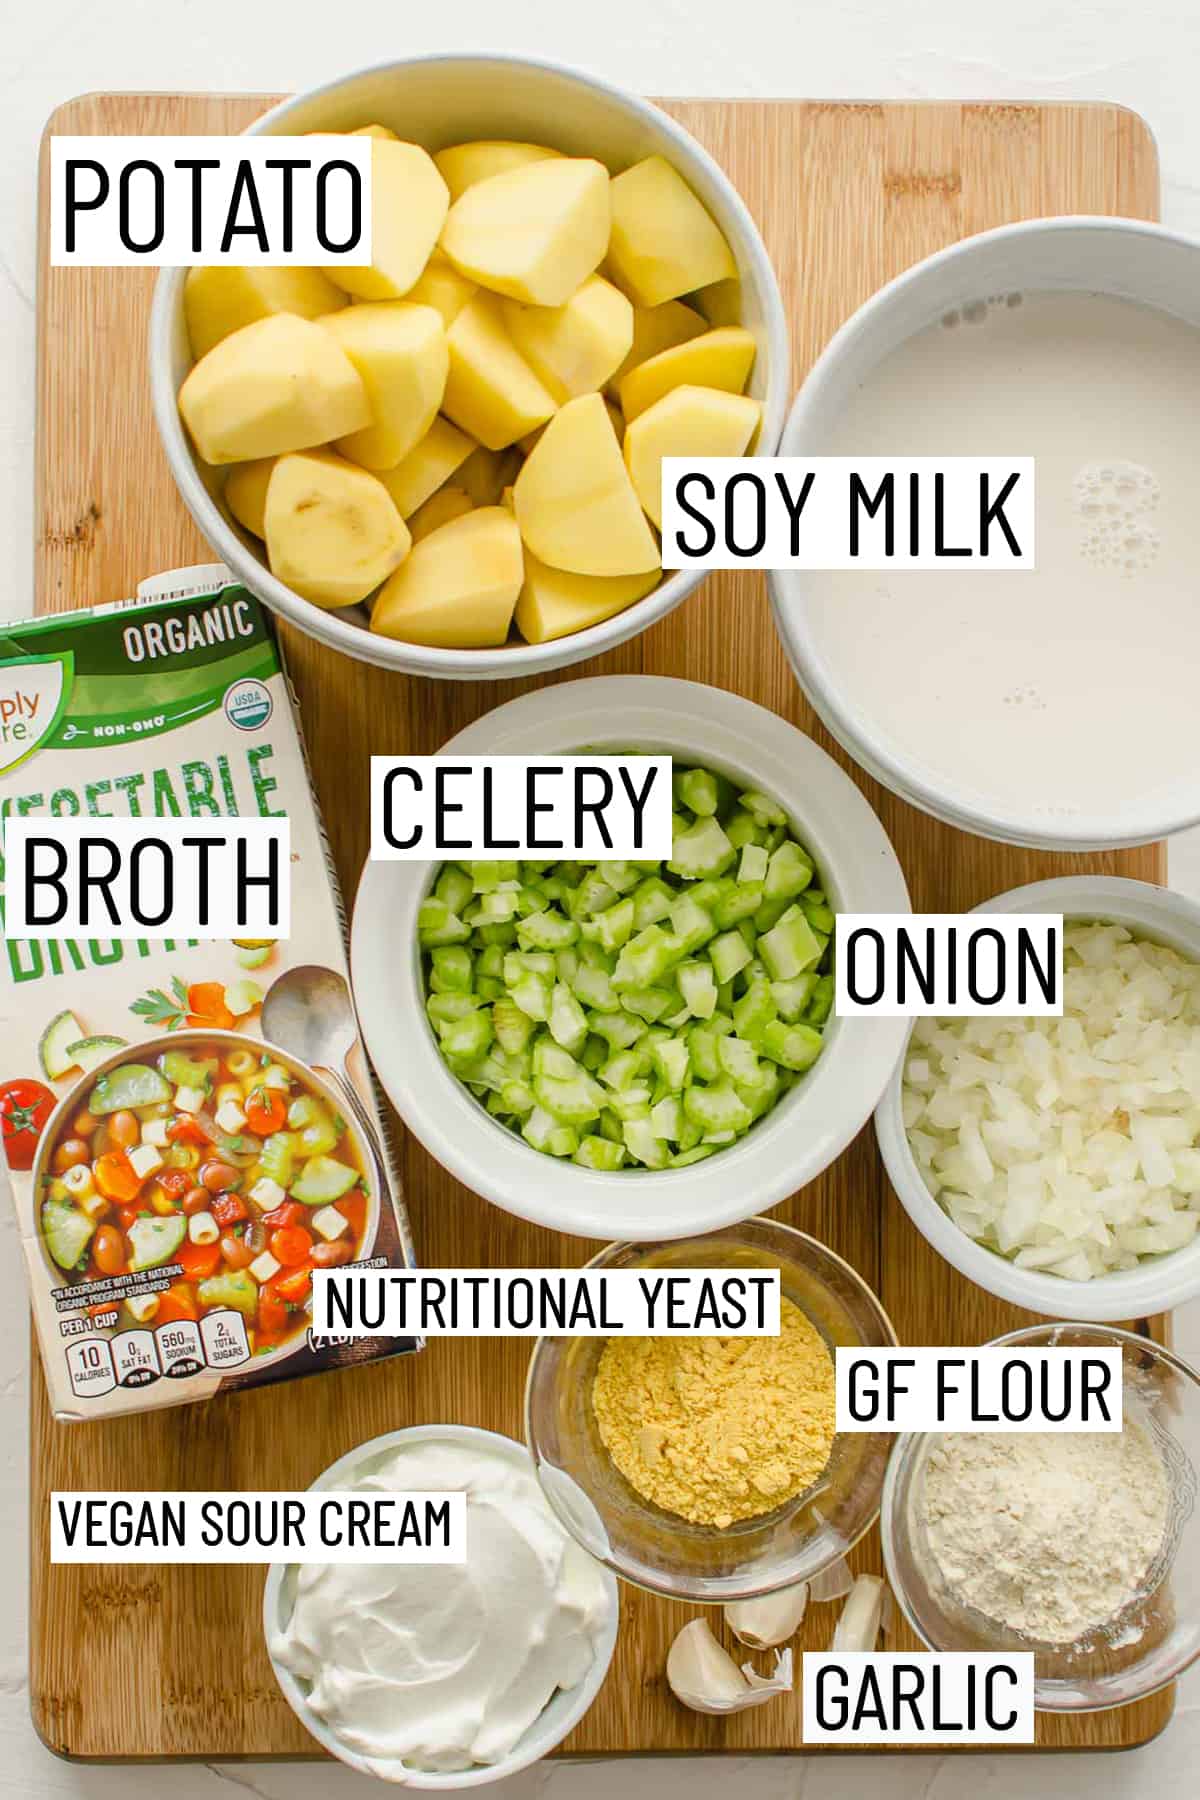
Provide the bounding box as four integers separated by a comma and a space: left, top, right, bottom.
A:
264, 1424, 618, 1786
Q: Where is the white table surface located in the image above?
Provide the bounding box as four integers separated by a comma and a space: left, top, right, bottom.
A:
3, 2, 1200, 1793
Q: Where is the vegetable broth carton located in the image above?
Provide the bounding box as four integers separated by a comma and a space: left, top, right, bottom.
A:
0, 571, 418, 1420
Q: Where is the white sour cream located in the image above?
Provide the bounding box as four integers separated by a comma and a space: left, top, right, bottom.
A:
270, 1438, 612, 1776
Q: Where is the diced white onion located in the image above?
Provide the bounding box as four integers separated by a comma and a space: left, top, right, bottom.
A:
902, 923, 1200, 1280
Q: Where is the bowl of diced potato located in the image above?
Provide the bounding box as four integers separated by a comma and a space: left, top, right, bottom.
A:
150, 54, 789, 677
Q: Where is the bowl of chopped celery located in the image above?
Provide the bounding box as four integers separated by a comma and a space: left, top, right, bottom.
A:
352, 677, 909, 1241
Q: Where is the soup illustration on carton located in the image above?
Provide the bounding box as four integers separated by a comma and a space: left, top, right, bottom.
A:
0, 573, 418, 1419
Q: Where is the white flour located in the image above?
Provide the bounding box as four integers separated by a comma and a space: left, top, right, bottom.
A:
919, 1425, 1169, 1645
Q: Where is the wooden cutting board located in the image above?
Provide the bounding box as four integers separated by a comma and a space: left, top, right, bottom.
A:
32, 93, 1168, 1761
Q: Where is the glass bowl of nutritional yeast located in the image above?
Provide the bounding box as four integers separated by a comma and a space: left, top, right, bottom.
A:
881, 1323, 1200, 1712
524, 1218, 897, 1603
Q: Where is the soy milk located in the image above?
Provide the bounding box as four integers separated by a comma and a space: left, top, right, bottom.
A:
798, 292, 1200, 830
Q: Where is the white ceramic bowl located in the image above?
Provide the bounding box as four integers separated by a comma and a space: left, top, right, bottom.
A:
263, 1423, 619, 1788
150, 53, 789, 680
769, 216, 1200, 850
352, 675, 910, 1242
876, 876, 1200, 1321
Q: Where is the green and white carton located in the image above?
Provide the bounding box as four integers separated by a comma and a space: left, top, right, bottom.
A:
0, 568, 418, 1421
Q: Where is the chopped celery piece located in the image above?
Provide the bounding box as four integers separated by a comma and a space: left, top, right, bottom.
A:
733, 977, 776, 1042
493, 997, 535, 1054
683, 1080, 753, 1134
601, 1047, 648, 1090
549, 983, 589, 1054
430, 945, 473, 992
441, 1010, 493, 1062
422, 760, 835, 1169
674, 766, 720, 815
510, 972, 551, 1021
764, 840, 813, 901
801, 893, 835, 933
714, 882, 763, 928
677, 961, 717, 1020
533, 1073, 603, 1125
623, 1118, 670, 1169
533, 1040, 580, 1079
738, 843, 769, 884
517, 910, 579, 950
761, 1020, 824, 1071
613, 924, 678, 989
808, 973, 834, 1025
573, 962, 617, 1011
726, 811, 764, 850
574, 1134, 627, 1171
434, 865, 473, 913
672, 1144, 717, 1167
717, 1036, 759, 1083
427, 992, 477, 1025
595, 896, 636, 952
470, 861, 520, 890
759, 910, 822, 980
668, 815, 735, 879
709, 929, 752, 985
588, 1009, 647, 1048
633, 877, 675, 929
477, 943, 505, 979
770, 974, 816, 1020
649, 1096, 683, 1141
651, 1036, 690, 1091
739, 789, 787, 826
669, 896, 717, 953
621, 986, 674, 1023
418, 897, 471, 945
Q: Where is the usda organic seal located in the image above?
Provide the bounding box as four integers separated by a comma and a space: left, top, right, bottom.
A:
224, 679, 272, 731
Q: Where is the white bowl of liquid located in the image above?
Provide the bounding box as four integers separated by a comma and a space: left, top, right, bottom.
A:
769, 217, 1200, 850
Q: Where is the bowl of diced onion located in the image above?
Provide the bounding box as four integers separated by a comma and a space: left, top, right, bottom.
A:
352, 675, 910, 1242
876, 877, 1200, 1321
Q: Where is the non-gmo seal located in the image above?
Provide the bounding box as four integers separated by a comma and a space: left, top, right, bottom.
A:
224, 678, 272, 731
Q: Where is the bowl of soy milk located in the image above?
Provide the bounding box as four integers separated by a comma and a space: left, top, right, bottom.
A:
770, 218, 1200, 849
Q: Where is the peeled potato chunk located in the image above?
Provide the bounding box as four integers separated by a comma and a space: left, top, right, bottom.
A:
619, 325, 756, 422
607, 155, 736, 307
349, 124, 397, 140
179, 314, 370, 465
406, 250, 478, 326
501, 275, 633, 403
512, 392, 660, 577
379, 416, 474, 517
625, 384, 761, 528
610, 299, 707, 393
224, 457, 275, 537
264, 449, 410, 608
320, 302, 448, 470
441, 157, 610, 307
516, 550, 659, 644
324, 140, 449, 300
408, 484, 473, 541
183, 265, 347, 360
443, 294, 557, 450
435, 140, 562, 201
371, 506, 523, 647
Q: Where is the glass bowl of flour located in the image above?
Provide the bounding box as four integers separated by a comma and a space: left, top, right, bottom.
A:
881, 1324, 1200, 1711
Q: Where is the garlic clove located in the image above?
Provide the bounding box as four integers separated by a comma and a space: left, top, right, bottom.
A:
667, 1619, 751, 1711
666, 1620, 794, 1714
831, 1574, 886, 1652
724, 1581, 809, 1649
